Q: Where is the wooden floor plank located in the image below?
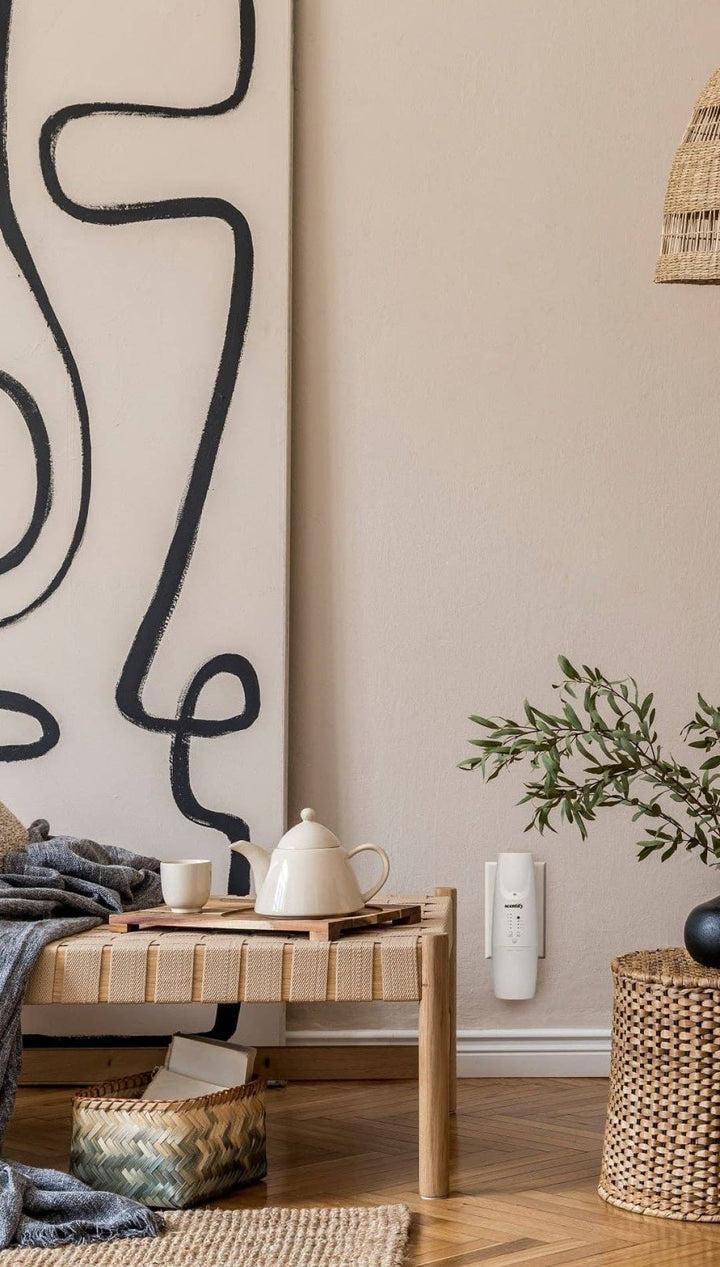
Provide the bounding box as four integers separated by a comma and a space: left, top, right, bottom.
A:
5, 1078, 720, 1265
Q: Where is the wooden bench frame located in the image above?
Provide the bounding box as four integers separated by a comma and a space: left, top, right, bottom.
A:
24, 887, 457, 1198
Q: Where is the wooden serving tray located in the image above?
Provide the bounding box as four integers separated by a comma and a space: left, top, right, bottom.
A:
109, 897, 422, 942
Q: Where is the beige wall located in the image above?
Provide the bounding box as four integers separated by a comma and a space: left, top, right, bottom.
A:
288, 0, 720, 1036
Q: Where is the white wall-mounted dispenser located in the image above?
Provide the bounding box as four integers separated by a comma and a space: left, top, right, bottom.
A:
485, 853, 543, 999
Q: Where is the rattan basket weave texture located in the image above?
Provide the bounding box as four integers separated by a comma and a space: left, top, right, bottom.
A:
70, 1072, 266, 1209
0, 800, 27, 861
599, 949, 720, 1221
656, 66, 720, 282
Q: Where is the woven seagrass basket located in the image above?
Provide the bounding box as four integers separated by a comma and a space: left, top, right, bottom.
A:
70, 1072, 266, 1209
0, 800, 28, 861
656, 67, 720, 283
599, 949, 720, 1221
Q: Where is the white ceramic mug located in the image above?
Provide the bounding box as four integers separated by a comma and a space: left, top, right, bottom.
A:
160, 859, 212, 913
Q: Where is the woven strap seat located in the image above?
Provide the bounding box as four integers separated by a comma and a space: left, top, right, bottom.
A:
599, 947, 720, 1222
26, 892, 451, 1006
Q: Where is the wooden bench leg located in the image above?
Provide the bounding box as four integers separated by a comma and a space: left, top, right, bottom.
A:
419, 932, 450, 1199
435, 886, 457, 1115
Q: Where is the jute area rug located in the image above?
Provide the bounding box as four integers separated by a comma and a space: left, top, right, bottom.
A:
1, 1204, 410, 1267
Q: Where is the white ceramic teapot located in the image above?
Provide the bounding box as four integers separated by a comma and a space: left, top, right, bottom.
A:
230, 808, 390, 918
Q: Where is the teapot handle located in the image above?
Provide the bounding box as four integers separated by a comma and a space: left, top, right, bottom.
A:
346, 844, 390, 904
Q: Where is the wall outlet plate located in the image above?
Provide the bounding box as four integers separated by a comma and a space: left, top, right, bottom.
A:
484, 860, 546, 958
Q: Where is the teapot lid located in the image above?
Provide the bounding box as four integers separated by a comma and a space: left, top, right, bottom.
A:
278, 808, 341, 851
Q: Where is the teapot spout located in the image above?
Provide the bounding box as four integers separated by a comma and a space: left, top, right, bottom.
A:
229, 841, 271, 894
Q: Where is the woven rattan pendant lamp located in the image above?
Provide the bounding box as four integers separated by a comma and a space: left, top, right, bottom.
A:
656, 68, 720, 282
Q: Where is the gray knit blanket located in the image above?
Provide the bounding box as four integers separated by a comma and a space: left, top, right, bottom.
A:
0, 820, 165, 1248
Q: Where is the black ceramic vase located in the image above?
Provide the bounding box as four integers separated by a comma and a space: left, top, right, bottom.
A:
684, 896, 720, 969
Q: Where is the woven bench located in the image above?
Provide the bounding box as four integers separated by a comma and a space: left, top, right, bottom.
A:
26, 888, 457, 1199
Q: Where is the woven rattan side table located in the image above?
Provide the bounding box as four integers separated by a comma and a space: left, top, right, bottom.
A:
599, 948, 720, 1221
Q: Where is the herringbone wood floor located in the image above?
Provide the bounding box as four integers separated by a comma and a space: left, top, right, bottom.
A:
6, 1079, 720, 1264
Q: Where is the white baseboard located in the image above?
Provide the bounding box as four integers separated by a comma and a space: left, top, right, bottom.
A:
287, 1028, 611, 1077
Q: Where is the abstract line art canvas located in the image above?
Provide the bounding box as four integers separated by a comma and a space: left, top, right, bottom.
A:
0, 0, 291, 899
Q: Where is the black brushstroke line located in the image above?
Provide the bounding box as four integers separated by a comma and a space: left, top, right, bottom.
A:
0, 689, 59, 760
0, 0, 90, 626
0, 0, 90, 763
170, 653, 260, 835
40, 0, 260, 882
0, 371, 52, 573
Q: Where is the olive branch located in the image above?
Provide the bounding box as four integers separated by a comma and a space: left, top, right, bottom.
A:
460, 656, 720, 865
